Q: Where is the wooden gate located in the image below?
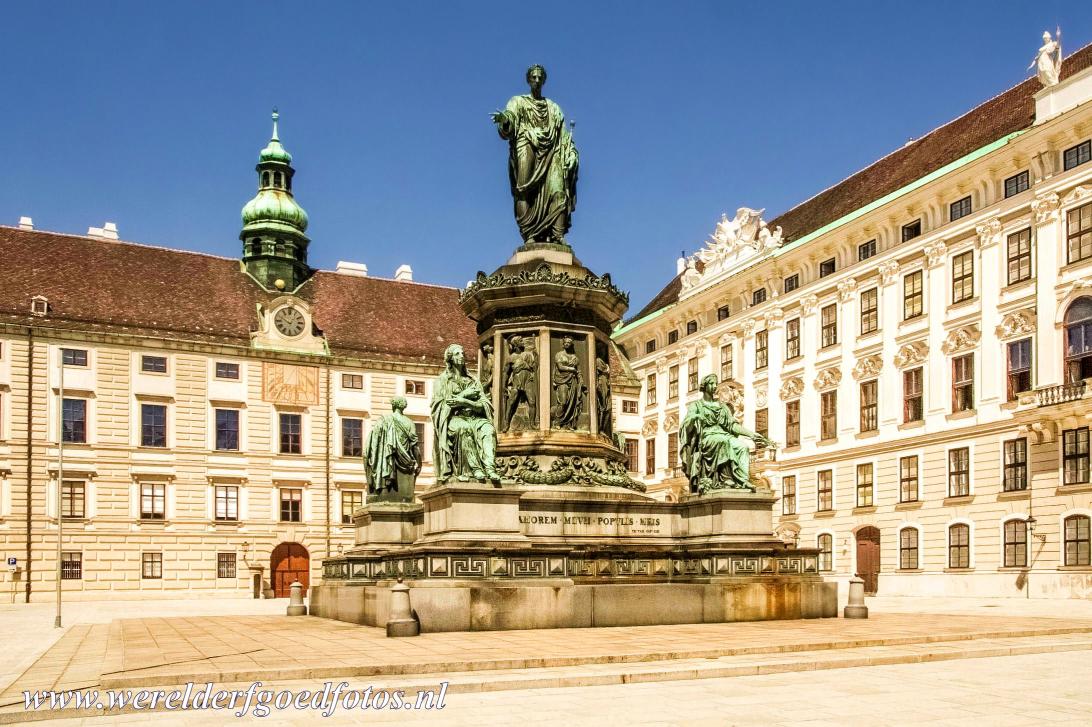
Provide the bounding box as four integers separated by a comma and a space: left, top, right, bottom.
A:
855, 527, 881, 595
270, 542, 309, 598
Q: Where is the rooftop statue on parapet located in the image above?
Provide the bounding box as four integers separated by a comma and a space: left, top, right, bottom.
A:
364, 397, 421, 503
1031, 29, 1062, 88
680, 374, 774, 494
432, 344, 500, 483
491, 64, 579, 245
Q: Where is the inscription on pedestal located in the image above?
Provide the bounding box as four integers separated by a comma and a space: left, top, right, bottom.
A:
518, 512, 669, 536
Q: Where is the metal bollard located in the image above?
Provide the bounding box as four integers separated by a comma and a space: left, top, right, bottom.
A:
386, 577, 420, 637
286, 580, 307, 616
843, 577, 869, 619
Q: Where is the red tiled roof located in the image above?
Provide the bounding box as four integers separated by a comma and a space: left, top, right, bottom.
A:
0, 226, 477, 365
628, 43, 1092, 322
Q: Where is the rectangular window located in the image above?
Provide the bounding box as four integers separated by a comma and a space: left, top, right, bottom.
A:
279, 488, 302, 522
687, 357, 699, 392
903, 367, 923, 422
859, 288, 878, 335
949, 525, 970, 569
140, 404, 167, 448
141, 355, 167, 373
342, 417, 363, 458
1063, 139, 1091, 170
215, 361, 240, 379
645, 340, 657, 355
1063, 427, 1090, 485
1004, 520, 1028, 568
61, 552, 82, 580
668, 330, 679, 345
61, 348, 87, 366
903, 270, 923, 320
782, 476, 796, 515
717, 305, 730, 321
645, 438, 656, 476
785, 318, 800, 360
1004, 170, 1029, 198
61, 398, 86, 443
820, 304, 837, 347
856, 463, 873, 507
405, 380, 426, 396
820, 391, 837, 441
948, 447, 970, 497
342, 373, 364, 390
857, 239, 877, 261
61, 481, 85, 519
902, 220, 922, 242
949, 196, 972, 222
899, 455, 919, 502
646, 373, 657, 406
819, 258, 836, 277
215, 485, 238, 521
752, 288, 767, 306
279, 413, 302, 454
951, 251, 974, 303
719, 343, 733, 381
140, 483, 165, 520
624, 438, 639, 472
217, 553, 236, 579
141, 552, 162, 579
1065, 516, 1091, 566
818, 534, 833, 571
1003, 438, 1028, 492
754, 408, 768, 441
785, 401, 800, 447
899, 529, 919, 570
214, 409, 240, 451
667, 432, 679, 472
859, 380, 878, 433
783, 274, 799, 293
1006, 228, 1032, 284
668, 365, 679, 399
755, 330, 768, 370
1006, 339, 1032, 400
1067, 201, 1092, 264
817, 470, 833, 511
952, 354, 974, 412
341, 490, 363, 524
686, 320, 698, 336
622, 400, 638, 414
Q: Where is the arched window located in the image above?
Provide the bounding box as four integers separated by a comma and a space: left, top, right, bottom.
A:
274, 171, 283, 188
1064, 515, 1091, 566
262, 171, 271, 187
817, 534, 833, 571
1065, 297, 1092, 382
899, 528, 919, 570
948, 524, 970, 569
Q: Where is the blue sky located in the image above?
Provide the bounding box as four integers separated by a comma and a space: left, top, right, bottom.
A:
1, 1, 1089, 312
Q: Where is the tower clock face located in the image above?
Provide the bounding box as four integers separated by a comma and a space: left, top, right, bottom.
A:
274, 306, 306, 337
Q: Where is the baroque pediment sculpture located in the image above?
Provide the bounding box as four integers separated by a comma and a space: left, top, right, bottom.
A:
852, 354, 883, 380
780, 376, 804, 400
942, 325, 981, 354
642, 418, 658, 438
681, 208, 784, 292
893, 340, 928, 368
813, 367, 842, 391
997, 310, 1036, 340
663, 410, 680, 434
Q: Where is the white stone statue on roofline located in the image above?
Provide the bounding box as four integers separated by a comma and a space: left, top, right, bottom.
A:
1030, 29, 1062, 88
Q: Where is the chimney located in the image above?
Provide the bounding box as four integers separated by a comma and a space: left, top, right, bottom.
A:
18, 216, 33, 230
335, 261, 368, 277
394, 264, 413, 282
88, 221, 119, 240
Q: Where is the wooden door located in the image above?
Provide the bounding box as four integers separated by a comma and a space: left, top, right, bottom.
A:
855, 527, 881, 595
271, 542, 309, 598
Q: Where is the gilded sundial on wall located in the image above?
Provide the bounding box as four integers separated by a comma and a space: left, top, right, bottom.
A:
274, 306, 306, 337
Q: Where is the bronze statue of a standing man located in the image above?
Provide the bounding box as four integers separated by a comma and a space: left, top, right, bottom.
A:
492, 65, 579, 245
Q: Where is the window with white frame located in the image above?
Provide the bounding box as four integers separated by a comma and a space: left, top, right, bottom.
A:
899, 528, 919, 569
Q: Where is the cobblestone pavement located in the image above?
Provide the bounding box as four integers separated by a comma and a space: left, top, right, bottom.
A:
22, 650, 1092, 726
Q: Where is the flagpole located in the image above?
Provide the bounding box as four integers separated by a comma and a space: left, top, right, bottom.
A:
55, 352, 64, 629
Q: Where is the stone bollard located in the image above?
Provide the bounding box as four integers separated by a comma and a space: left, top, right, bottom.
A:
843, 577, 868, 619
386, 578, 420, 637
286, 580, 307, 616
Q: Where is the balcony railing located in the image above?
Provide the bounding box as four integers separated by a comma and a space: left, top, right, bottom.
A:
1036, 380, 1087, 407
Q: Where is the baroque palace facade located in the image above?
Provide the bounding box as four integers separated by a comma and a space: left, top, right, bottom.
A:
614, 44, 1092, 598
0, 117, 481, 601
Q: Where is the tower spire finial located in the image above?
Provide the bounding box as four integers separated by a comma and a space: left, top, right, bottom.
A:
271, 107, 280, 141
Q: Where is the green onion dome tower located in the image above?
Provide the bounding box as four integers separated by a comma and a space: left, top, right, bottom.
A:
240, 110, 311, 291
